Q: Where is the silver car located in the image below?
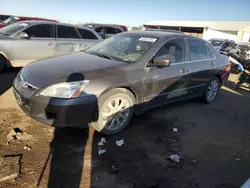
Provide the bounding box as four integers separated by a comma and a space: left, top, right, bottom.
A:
0, 21, 103, 72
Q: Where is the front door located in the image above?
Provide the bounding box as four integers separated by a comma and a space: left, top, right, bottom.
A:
12, 23, 55, 66
142, 38, 193, 108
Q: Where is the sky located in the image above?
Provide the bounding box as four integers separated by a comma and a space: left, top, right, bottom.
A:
0, 0, 250, 27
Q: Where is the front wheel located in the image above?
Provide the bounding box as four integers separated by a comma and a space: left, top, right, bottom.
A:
203, 77, 220, 104
92, 89, 135, 135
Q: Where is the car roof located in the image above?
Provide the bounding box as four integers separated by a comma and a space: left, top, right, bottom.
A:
126, 30, 186, 39
18, 20, 95, 31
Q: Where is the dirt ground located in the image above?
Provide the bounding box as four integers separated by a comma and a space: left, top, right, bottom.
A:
1, 69, 250, 188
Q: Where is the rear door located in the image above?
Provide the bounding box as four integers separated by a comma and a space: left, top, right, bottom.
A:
185, 38, 217, 95
76, 28, 101, 49
54, 25, 82, 56
143, 38, 193, 108
12, 23, 55, 65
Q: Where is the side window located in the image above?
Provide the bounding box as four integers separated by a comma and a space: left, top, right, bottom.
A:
188, 39, 210, 61
95, 27, 104, 34
57, 25, 80, 39
115, 28, 123, 33
106, 27, 117, 34
206, 45, 215, 59
221, 42, 229, 49
155, 39, 185, 63
229, 42, 236, 48
77, 28, 98, 40
23, 24, 53, 38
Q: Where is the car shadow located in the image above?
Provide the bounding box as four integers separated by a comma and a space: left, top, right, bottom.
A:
0, 68, 21, 95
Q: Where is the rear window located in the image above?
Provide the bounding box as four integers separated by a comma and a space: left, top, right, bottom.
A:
77, 28, 98, 40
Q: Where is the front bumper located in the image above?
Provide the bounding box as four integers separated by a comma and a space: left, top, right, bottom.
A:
13, 88, 97, 128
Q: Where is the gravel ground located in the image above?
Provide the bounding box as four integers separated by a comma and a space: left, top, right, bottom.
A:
0, 69, 250, 188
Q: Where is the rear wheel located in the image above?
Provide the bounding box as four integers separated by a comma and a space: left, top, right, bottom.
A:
92, 89, 135, 135
0, 55, 6, 73
203, 77, 220, 104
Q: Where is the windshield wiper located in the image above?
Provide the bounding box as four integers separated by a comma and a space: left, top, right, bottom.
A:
87, 51, 114, 60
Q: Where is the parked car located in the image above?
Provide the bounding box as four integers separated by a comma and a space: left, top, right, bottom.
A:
0, 21, 103, 72
13, 31, 230, 135
0, 14, 12, 23
82, 23, 128, 39
0, 16, 57, 28
208, 38, 238, 52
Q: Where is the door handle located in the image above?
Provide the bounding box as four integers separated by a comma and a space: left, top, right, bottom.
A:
210, 62, 216, 67
180, 68, 191, 74
180, 68, 186, 74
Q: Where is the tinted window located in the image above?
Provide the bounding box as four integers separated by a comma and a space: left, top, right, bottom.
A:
188, 39, 210, 61
229, 42, 236, 48
155, 39, 185, 63
77, 28, 98, 40
115, 28, 123, 33
57, 25, 80, 39
95, 27, 104, 34
106, 27, 117, 34
24, 24, 53, 38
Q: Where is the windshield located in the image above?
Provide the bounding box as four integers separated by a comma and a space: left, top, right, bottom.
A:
86, 34, 158, 62
0, 22, 30, 36
208, 40, 224, 47
2, 16, 19, 25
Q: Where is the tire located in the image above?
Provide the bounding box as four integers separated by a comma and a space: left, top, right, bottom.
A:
203, 77, 220, 104
235, 82, 241, 89
92, 88, 135, 135
0, 55, 6, 73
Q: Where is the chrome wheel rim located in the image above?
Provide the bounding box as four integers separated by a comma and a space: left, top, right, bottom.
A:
102, 97, 130, 131
207, 80, 219, 102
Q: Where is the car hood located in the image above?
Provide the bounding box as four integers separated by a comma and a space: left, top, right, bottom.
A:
21, 52, 126, 88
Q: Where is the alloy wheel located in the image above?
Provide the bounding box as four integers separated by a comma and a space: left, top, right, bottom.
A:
207, 79, 219, 102
102, 97, 131, 131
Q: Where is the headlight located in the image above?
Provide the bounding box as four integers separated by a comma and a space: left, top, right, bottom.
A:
39, 80, 89, 98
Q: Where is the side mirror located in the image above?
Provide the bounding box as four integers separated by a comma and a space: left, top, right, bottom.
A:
18, 32, 29, 39
153, 56, 173, 67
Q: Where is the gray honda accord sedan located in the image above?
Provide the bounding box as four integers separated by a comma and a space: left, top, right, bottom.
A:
13, 31, 230, 135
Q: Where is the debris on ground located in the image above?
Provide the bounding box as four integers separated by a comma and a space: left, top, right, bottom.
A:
116, 139, 124, 147
236, 158, 241, 161
169, 154, 180, 163
173, 128, 178, 132
0, 154, 22, 182
98, 137, 106, 146
24, 145, 31, 151
98, 149, 106, 155
6, 127, 32, 144
111, 164, 119, 174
